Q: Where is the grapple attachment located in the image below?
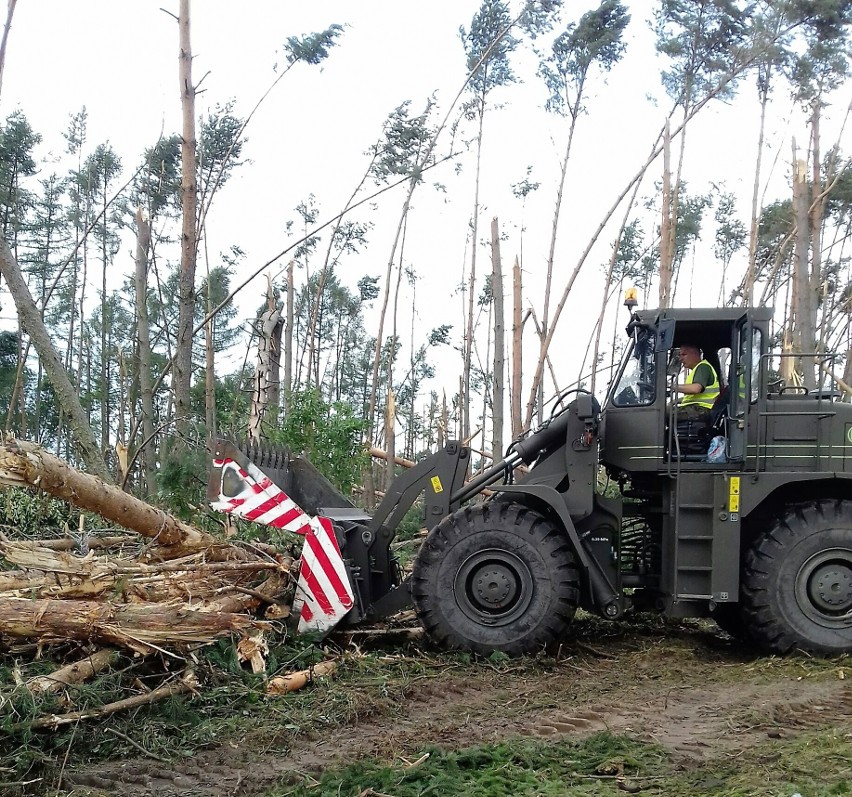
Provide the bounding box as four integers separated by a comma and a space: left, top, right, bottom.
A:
208, 439, 356, 634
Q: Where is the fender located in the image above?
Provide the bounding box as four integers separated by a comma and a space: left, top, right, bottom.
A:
494, 484, 621, 616
742, 472, 852, 516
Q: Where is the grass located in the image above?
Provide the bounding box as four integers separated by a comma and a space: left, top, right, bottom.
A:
0, 635, 477, 794
271, 733, 667, 797
0, 613, 848, 795
267, 727, 852, 797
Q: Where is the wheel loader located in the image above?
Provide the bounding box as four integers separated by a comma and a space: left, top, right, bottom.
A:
209, 303, 852, 656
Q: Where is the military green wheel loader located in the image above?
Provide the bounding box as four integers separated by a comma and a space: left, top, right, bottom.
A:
209, 305, 852, 655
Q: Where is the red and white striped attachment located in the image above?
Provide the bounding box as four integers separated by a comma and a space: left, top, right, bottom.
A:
210, 456, 355, 634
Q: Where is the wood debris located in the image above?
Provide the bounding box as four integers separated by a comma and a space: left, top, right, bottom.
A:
266, 660, 337, 695
13, 669, 200, 732
26, 649, 118, 696
0, 438, 297, 655
237, 632, 269, 673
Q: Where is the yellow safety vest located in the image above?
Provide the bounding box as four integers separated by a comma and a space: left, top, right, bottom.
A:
680, 359, 720, 410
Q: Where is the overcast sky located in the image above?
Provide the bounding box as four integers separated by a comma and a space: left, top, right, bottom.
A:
1, 1, 845, 412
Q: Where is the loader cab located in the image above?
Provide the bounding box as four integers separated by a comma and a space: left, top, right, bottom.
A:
600, 307, 773, 473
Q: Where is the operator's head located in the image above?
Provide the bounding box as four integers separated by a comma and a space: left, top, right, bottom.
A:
678, 344, 702, 370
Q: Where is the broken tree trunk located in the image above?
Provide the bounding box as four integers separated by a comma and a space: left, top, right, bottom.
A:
0, 438, 220, 554
0, 238, 110, 482
0, 597, 267, 655
266, 660, 337, 696
0, 542, 291, 603
0, 438, 300, 660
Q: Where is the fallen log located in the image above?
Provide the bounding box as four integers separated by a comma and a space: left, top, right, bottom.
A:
0, 597, 267, 655
2, 535, 138, 552
0, 438, 218, 553
26, 648, 119, 696
0, 438, 301, 661
1, 541, 288, 578
0, 542, 292, 603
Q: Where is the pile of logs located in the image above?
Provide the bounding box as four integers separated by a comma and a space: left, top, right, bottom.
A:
0, 438, 336, 726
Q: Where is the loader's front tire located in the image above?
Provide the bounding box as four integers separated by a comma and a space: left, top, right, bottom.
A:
412, 502, 580, 656
741, 500, 852, 655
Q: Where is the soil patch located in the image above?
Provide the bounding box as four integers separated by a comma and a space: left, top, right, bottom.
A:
64, 621, 850, 796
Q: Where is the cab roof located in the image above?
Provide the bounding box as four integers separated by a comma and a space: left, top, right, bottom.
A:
632, 306, 773, 361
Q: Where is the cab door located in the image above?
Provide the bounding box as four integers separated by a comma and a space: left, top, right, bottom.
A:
728, 316, 762, 465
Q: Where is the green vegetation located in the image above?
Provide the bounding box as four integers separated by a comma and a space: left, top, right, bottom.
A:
269, 388, 369, 496
0, 616, 849, 795
271, 727, 852, 797
0, 488, 87, 539
274, 733, 665, 797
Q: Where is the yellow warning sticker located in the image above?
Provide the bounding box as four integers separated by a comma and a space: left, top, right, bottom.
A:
729, 476, 740, 513
431, 475, 443, 494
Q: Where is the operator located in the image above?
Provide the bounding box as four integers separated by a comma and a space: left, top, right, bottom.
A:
673, 344, 719, 421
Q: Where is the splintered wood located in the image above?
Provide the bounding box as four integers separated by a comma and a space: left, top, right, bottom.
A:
0, 437, 296, 656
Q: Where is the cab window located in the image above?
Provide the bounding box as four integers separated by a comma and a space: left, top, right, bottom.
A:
611, 333, 657, 407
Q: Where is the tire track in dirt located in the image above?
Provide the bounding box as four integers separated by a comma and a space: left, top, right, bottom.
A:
64, 637, 851, 796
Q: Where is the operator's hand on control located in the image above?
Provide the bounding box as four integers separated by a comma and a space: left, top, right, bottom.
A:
669, 380, 704, 414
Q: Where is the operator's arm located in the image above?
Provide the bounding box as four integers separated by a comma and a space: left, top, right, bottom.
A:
675, 362, 712, 395
675, 381, 704, 395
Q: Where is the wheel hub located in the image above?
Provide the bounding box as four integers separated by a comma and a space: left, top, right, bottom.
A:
471, 564, 517, 608
454, 548, 534, 627
796, 548, 852, 626
808, 563, 852, 612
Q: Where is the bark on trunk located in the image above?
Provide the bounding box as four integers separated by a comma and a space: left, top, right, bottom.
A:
134, 208, 157, 494
176, 0, 199, 440
0, 0, 18, 102
267, 303, 283, 427
0, 596, 264, 654
490, 216, 504, 459
248, 289, 282, 442
792, 153, 816, 388
745, 74, 771, 304
462, 101, 486, 441
27, 648, 118, 696
0, 438, 216, 550
205, 289, 217, 449
284, 259, 294, 414
0, 541, 288, 601
659, 120, 673, 309
0, 237, 109, 480
384, 389, 396, 492
511, 257, 523, 439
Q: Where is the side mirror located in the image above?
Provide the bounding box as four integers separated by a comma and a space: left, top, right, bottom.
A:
667, 350, 682, 376
655, 318, 676, 352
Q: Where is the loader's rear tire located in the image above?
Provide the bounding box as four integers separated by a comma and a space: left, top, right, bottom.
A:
741, 500, 852, 655
411, 502, 580, 656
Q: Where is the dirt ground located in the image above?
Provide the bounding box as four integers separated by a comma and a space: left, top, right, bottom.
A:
63, 618, 850, 797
